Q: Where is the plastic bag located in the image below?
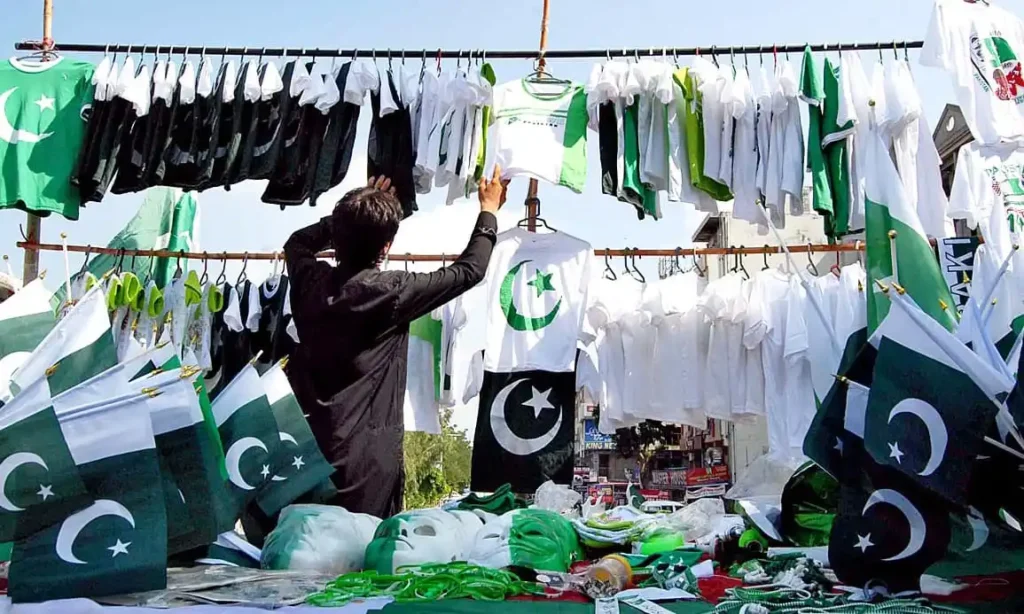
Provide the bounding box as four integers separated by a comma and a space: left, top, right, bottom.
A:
261, 505, 381, 575
645, 497, 725, 544
533, 480, 582, 516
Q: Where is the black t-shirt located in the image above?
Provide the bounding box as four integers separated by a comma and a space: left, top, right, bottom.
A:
252, 275, 297, 366
598, 101, 619, 198
198, 62, 239, 191
160, 63, 212, 189
233, 62, 293, 183
308, 62, 360, 207
74, 85, 112, 203
110, 68, 158, 195
86, 62, 144, 201
142, 63, 187, 188
367, 70, 416, 217
209, 279, 258, 399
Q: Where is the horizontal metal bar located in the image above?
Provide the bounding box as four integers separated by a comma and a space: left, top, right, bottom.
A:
18, 241, 868, 262
14, 40, 923, 61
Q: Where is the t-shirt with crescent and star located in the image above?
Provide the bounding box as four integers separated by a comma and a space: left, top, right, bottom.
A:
0, 57, 93, 220
482, 228, 594, 374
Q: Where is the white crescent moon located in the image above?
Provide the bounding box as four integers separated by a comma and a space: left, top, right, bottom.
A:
966, 506, 989, 552
224, 437, 268, 491
0, 88, 54, 144
888, 398, 948, 477
271, 432, 298, 482
863, 489, 927, 562
55, 499, 135, 565
489, 379, 562, 456
0, 452, 48, 512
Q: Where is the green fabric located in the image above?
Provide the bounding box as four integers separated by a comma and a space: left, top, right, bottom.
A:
184, 270, 203, 307
780, 462, 839, 547
556, 86, 589, 194
121, 272, 143, 311
457, 484, 527, 515
45, 325, 118, 397
622, 102, 659, 220
677, 68, 733, 201
0, 311, 54, 361
821, 58, 853, 237
0, 59, 94, 220
800, 46, 833, 238
380, 601, 714, 614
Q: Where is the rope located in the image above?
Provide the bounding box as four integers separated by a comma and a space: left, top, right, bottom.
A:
305, 562, 548, 607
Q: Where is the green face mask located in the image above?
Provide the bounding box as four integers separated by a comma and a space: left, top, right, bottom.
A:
467, 509, 583, 572
364, 509, 484, 574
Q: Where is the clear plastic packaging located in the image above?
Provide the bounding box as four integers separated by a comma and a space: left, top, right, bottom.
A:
534, 480, 583, 516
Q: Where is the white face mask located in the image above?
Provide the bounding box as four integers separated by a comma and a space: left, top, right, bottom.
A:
261, 505, 382, 575
467, 509, 583, 573
364, 509, 483, 573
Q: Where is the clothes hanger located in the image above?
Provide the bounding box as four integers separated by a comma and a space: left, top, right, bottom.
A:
630, 249, 646, 283
603, 251, 618, 281
830, 248, 842, 278
674, 247, 685, 275
200, 253, 210, 286
115, 248, 127, 275
693, 253, 706, 277
216, 253, 228, 286
762, 245, 771, 271
79, 247, 92, 275
175, 250, 186, 279
806, 243, 820, 277
237, 253, 249, 286
738, 250, 750, 280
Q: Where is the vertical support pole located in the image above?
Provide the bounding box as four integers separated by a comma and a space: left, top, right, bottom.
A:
524, 0, 551, 233
22, 0, 53, 283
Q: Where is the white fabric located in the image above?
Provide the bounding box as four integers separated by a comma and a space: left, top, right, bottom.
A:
242, 61, 261, 103
316, 66, 341, 114
754, 65, 775, 202
196, 58, 214, 98
378, 68, 400, 116
949, 142, 1024, 261
731, 67, 760, 223
921, 0, 1024, 145
667, 78, 716, 212
694, 58, 726, 185
482, 229, 594, 373
178, 61, 197, 105
697, 273, 747, 421
260, 61, 284, 102
342, 59, 380, 106
587, 277, 644, 433
414, 70, 441, 192
716, 66, 737, 188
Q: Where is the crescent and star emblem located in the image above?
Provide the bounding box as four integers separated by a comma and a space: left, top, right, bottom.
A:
500, 261, 561, 332
853, 489, 928, 562
0, 87, 54, 144
886, 398, 949, 477
270, 431, 304, 482
0, 452, 51, 512
55, 499, 135, 565
224, 437, 269, 491
489, 378, 561, 456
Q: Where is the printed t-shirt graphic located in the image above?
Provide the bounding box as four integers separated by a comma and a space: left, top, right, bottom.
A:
922, 0, 1024, 145
0, 58, 93, 220
490, 79, 588, 193
482, 229, 594, 373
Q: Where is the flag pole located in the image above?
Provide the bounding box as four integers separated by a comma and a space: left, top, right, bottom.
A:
888, 230, 899, 285
22, 0, 53, 284
979, 244, 1020, 328
523, 0, 551, 234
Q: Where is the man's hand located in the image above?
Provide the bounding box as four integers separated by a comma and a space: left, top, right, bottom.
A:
368, 176, 397, 195
478, 165, 509, 214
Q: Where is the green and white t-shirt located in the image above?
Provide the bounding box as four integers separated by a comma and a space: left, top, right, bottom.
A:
491, 79, 588, 193
950, 142, 1024, 260
0, 58, 94, 220
922, 0, 1024, 146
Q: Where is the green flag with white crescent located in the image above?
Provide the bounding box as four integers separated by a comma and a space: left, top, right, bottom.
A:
8, 393, 167, 602
0, 380, 91, 543
863, 131, 957, 333
54, 188, 199, 307
211, 363, 283, 531
8, 282, 117, 402
0, 280, 56, 399
255, 361, 335, 516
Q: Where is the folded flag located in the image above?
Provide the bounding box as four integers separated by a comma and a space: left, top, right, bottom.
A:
8, 283, 117, 401
0, 384, 91, 542
210, 363, 282, 531
255, 360, 334, 517
9, 391, 167, 602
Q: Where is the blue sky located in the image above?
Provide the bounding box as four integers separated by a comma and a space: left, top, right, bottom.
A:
3, 0, 1024, 282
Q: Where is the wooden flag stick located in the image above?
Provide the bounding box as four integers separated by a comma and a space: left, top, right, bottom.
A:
985, 436, 1024, 463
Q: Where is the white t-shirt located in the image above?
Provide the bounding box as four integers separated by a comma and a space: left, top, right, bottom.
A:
765, 61, 804, 225
731, 67, 760, 223
694, 58, 727, 185
754, 65, 776, 202
588, 277, 644, 434
483, 229, 594, 373
949, 142, 1024, 260
404, 313, 442, 435
491, 79, 589, 193
716, 66, 738, 188
698, 273, 747, 420
342, 59, 380, 106
414, 70, 441, 192
839, 51, 872, 232
922, 0, 1024, 145
667, 79, 718, 212
638, 61, 675, 191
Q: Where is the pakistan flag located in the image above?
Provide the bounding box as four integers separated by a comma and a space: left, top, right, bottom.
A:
255, 361, 334, 516
862, 130, 956, 333
9, 392, 166, 602
9, 283, 117, 401
0, 280, 55, 399
0, 392, 90, 542
211, 364, 282, 530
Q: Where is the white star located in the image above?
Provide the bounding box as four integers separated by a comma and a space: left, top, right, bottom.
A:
521, 387, 555, 419
291, 456, 305, 470
108, 539, 131, 557
834, 437, 844, 455
854, 533, 874, 554
34, 94, 55, 112
37, 484, 54, 500
260, 465, 271, 478
889, 442, 905, 464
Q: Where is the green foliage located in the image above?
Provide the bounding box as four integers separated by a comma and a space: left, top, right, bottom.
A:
403, 408, 472, 510
614, 420, 677, 482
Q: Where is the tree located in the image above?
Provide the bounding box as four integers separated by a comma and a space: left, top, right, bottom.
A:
614, 420, 677, 485
403, 408, 473, 509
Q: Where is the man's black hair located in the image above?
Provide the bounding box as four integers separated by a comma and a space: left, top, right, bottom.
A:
331, 186, 404, 268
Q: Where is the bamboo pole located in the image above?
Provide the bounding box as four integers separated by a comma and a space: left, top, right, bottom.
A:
523, 0, 551, 233
21, 0, 52, 283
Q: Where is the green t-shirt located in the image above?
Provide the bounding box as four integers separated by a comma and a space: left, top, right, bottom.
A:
676, 68, 733, 202
622, 101, 660, 220
799, 47, 834, 237
821, 58, 855, 237
0, 57, 94, 220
